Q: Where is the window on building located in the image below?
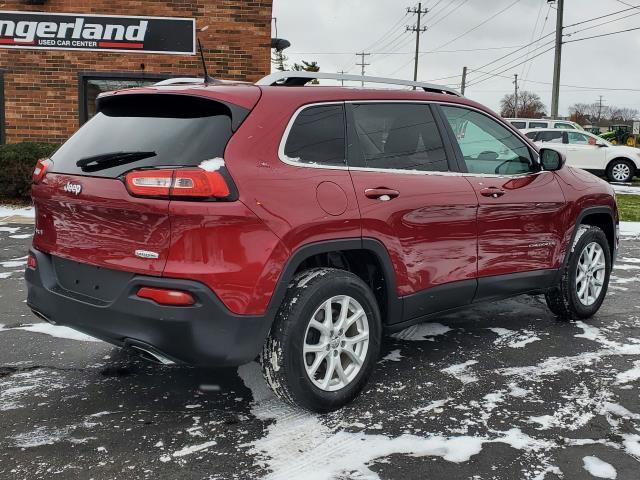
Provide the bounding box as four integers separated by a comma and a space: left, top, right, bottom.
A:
351, 103, 448, 172
79, 73, 167, 124
283, 104, 346, 166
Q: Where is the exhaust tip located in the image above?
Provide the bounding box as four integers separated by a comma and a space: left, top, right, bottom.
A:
127, 343, 176, 365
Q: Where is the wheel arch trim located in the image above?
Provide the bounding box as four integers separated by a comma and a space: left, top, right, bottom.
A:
264, 238, 403, 325
563, 206, 617, 269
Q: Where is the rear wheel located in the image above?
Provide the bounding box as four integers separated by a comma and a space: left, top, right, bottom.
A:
545, 225, 611, 320
261, 268, 381, 412
607, 159, 634, 183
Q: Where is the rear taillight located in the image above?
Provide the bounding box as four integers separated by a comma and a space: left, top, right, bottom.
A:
27, 254, 37, 269
33, 158, 52, 184
137, 287, 195, 306
124, 168, 232, 200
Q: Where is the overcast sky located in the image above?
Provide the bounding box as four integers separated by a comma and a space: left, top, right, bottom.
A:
271, 0, 640, 117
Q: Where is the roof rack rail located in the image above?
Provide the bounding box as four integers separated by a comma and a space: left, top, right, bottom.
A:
255, 71, 462, 96
154, 77, 205, 86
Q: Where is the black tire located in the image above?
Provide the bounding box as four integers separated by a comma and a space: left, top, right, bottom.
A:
261, 268, 381, 413
545, 225, 611, 320
606, 159, 634, 183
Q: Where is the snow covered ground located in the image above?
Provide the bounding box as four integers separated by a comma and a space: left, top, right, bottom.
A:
1, 226, 640, 479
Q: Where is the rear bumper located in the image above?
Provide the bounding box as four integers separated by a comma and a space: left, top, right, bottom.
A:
25, 249, 272, 367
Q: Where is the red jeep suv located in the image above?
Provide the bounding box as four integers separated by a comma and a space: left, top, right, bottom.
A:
26, 72, 618, 412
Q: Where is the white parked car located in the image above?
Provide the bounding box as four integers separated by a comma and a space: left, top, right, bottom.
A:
507, 118, 584, 131
524, 128, 640, 183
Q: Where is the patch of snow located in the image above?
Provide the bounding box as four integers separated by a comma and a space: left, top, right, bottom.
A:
582, 456, 617, 479
11, 426, 69, 448
612, 184, 640, 195
441, 360, 478, 384
620, 222, 640, 237
8, 323, 101, 342
622, 434, 640, 457
171, 440, 217, 458
0, 205, 35, 218
615, 360, 640, 384
411, 398, 452, 416
9, 234, 31, 239
0, 255, 27, 268
198, 158, 225, 172
392, 322, 452, 341
487, 327, 541, 348
0, 226, 20, 233
381, 349, 403, 362
529, 415, 554, 430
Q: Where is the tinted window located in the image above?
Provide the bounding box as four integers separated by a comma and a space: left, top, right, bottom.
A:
284, 105, 345, 166
51, 94, 238, 178
554, 122, 575, 130
525, 131, 538, 140
567, 132, 595, 145
538, 131, 564, 143
441, 106, 533, 176
511, 121, 527, 129
351, 103, 448, 172
529, 122, 548, 129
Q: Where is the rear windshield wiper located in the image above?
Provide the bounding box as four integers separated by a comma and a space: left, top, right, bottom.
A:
76, 151, 157, 173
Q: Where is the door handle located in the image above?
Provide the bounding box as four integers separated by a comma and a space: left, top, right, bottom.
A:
364, 188, 400, 201
479, 187, 505, 198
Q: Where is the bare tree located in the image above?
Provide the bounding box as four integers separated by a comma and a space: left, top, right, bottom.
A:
569, 102, 639, 124
500, 91, 546, 118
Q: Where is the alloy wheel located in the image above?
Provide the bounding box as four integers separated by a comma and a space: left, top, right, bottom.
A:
576, 242, 606, 306
303, 295, 369, 392
611, 162, 631, 182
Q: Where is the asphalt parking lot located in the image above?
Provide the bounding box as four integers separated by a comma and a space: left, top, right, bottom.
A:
1, 224, 639, 480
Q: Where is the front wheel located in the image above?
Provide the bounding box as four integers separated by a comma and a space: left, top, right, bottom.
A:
607, 159, 634, 183
545, 225, 611, 320
261, 268, 381, 412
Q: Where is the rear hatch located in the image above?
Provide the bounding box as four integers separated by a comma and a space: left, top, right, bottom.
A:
32, 87, 258, 276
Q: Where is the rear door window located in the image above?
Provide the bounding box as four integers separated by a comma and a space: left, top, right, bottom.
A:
350, 103, 449, 172
538, 131, 564, 143
567, 132, 596, 145
50, 94, 241, 178
529, 121, 548, 129
283, 104, 346, 166
510, 121, 527, 129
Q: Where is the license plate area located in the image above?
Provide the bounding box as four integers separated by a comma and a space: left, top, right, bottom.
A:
52, 256, 134, 302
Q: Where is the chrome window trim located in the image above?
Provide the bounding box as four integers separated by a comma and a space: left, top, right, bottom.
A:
277, 99, 540, 178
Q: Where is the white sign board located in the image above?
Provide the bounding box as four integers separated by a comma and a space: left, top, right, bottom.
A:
633, 121, 640, 135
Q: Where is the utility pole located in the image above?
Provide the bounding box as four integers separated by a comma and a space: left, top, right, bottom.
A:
597, 95, 604, 122
407, 2, 428, 88
339, 70, 346, 86
513, 73, 519, 118
460, 66, 467, 95
356, 52, 371, 87
551, 0, 564, 119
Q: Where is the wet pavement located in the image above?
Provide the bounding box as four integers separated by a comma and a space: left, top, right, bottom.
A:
1, 224, 639, 479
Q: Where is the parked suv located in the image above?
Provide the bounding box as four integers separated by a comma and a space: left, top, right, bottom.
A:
524, 128, 640, 183
26, 72, 618, 412
507, 118, 584, 131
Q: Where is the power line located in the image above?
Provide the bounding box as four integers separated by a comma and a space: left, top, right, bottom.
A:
428, 0, 470, 28
564, 25, 640, 44
430, 0, 524, 52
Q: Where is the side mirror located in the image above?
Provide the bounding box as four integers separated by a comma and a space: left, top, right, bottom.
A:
539, 148, 565, 171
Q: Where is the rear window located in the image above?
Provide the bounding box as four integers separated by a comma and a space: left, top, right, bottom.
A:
529, 121, 548, 129
510, 121, 527, 129
50, 94, 242, 178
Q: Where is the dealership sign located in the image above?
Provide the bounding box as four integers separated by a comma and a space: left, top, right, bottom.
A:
0, 11, 195, 54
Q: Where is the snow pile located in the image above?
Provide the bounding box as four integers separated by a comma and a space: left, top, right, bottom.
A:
380, 349, 403, 362
615, 360, 640, 384
198, 158, 225, 172
582, 456, 617, 479
620, 222, 640, 237
0, 323, 101, 342
0, 205, 35, 219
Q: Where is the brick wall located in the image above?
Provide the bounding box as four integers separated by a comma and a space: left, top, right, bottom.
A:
0, 0, 273, 143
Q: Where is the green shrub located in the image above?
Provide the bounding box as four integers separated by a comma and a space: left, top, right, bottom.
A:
0, 142, 59, 199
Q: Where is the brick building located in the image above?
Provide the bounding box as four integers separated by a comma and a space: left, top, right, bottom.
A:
0, 0, 273, 144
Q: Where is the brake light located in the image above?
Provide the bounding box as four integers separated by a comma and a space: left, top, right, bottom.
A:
33, 158, 51, 184
172, 169, 230, 198
124, 168, 231, 199
137, 287, 195, 306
